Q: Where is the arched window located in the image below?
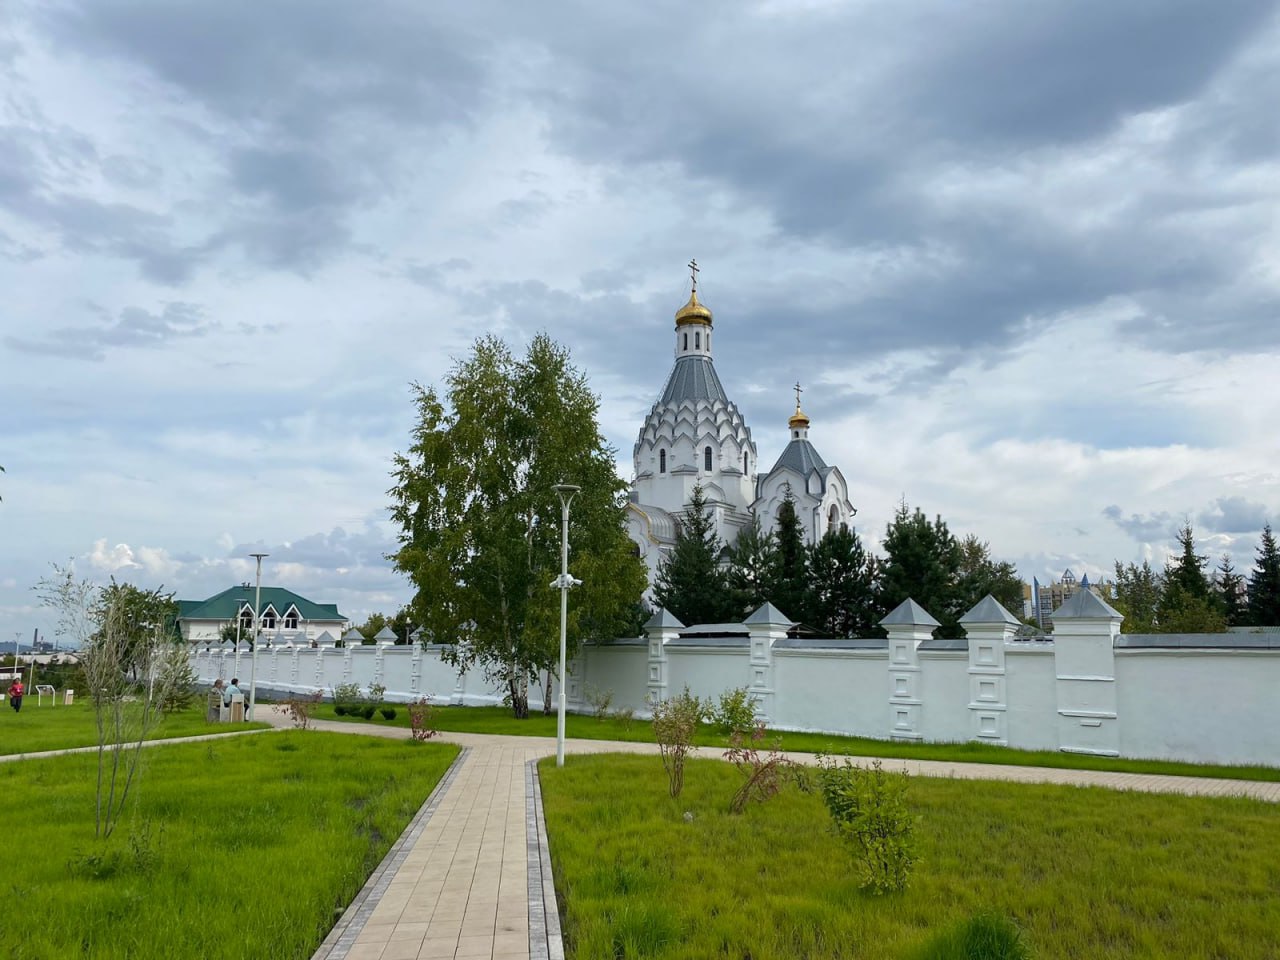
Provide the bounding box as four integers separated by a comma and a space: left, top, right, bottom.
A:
659, 449, 666, 473
683, 333, 688, 350
262, 607, 277, 631
828, 505, 840, 533
284, 609, 299, 630
704, 446, 713, 471
743, 451, 749, 473
239, 609, 253, 633
695, 331, 701, 350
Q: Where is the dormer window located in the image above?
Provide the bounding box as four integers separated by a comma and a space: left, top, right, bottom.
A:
704, 446, 713, 471
239, 608, 253, 633
284, 609, 299, 630
261, 606, 277, 631
659, 449, 667, 473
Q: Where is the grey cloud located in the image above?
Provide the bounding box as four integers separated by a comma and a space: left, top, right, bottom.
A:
1198, 496, 1273, 534
1102, 505, 1178, 544
230, 524, 398, 574
6, 301, 216, 361
401, 258, 471, 289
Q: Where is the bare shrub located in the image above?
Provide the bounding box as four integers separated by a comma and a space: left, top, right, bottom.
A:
408, 697, 438, 741
648, 686, 706, 798
723, 721, 798, 814
274, 690, 323, 729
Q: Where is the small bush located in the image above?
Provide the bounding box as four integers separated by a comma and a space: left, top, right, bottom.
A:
908, 912, 1032, 960
273, 690, 323, 730
723, 722, 798, 814
360, 704, 376, 720
584, 684, 614, 720
333, 704, 348, 716
818, 756, 917, 894
332, 682, 361, 714
612, 706, 635, 731
365, 683, 386, 703
379, 707, 397, 721
408, 697, 437, 741
648, 687, 706, 798
710, 686, 757, 739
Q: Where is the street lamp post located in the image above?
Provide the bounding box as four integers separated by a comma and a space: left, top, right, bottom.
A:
551, 483, 581, 768
247, 553, 268, 721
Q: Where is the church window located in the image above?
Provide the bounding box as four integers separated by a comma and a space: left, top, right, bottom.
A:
659, 449, 666, 473
704, 446, 713, 471
695, 331, 701, 350
743, 451, 749, 473
828, 505, 840, 533
683, 333, 688, 351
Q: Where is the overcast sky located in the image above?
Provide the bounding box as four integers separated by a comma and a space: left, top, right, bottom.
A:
3, 0, 1279, 644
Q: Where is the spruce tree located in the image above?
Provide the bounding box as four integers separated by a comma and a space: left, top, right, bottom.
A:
1247, 523, 1280, 626
954, 534, 1024, 621
653, 484, 734, 626
772, 488, 810, 624
879, 502, 963, 636
1112, 560, 1161, 632
807, 525, 881, 637
725, 515, 780, 620
1159, 523, 1225, 633
1215, 554, 1246, 627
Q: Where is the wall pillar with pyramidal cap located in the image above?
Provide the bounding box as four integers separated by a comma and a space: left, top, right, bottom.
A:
882, 599, 940, 741
744, 602, 791, 724
1051, 589, 1123, 757
959, 594, 1020, 745
644, 607, 684, 708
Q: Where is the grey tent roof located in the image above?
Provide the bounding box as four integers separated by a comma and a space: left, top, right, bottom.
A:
315, 630, 337, 644
769, 438, 829, 478
880, 598, 941, 628
744, 601, 795, 626
1051, 589, 1122, 621
341, 627, 365, 642
645, 607, 686, 630
373, 626, 398, 642
959, 595, 1021, 625
659, 356, 730, 405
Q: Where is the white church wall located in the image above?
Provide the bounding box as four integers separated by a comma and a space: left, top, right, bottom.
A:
575, 643, 650, 708
188, 634, 1280, 768
917, 652, 970, 742
1004, 646, 1059, 750
1115, 650, 1280, 766
771, 649, 887, 735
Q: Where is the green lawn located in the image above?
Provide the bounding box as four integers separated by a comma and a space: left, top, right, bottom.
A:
310, 703, 1280, 782
1, 731, 458, 960
539, 753, 1280, 960
0, 700, 268, 755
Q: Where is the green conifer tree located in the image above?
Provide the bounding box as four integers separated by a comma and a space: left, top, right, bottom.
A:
879, 501, 964, 636
653, 484, 735, 626
772, 488, 810, 623
1247, 523, 1280, 626
725, 515, 779, 620
1214, 554, 1246, 627
807, 524, 881, 637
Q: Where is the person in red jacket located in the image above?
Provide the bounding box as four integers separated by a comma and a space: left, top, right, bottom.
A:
8, 679, 23, 713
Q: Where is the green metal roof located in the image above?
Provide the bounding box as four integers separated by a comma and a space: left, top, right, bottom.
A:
177, 586, 345, 623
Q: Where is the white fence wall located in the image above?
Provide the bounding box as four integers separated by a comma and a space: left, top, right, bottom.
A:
189, 599, 1280, 768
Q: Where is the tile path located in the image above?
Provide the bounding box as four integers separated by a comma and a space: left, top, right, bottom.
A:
8, 711, 1279, 959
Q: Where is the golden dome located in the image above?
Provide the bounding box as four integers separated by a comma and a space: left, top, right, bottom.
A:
789, 404, 810, 429
674, 289, 713, 327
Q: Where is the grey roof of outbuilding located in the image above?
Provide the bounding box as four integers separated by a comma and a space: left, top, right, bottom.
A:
918, 637, 969, 651
773, 637, 888, 650
659, 356, 729, 405
1117, 634, 1280, 650
666, 635, 750, 647
769, 438, 828, 477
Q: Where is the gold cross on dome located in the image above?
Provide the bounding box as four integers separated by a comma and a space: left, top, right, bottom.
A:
794, 381, 803, 410
688, 258, 699, 293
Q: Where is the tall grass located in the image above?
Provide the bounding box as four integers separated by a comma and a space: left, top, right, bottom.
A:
0, 701, 267, 756
1, 732, 458, 959
539, 753, 1280, 959
314, 703, 1280, 782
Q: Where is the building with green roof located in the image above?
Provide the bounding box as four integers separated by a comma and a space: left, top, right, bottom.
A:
177, 585, 347, 644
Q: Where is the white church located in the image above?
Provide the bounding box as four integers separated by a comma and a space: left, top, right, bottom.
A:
625, 263, 856, 586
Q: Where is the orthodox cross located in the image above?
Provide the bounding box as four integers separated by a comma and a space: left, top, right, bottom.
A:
794, 381, 803, 409
688, 258, 699, 294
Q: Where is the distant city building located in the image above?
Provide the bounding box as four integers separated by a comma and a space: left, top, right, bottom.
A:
1024, 570, 1113, 629
177, 585, 347, 644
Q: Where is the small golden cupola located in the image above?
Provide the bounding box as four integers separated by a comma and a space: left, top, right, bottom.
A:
674, 258, 713, 327
789, 382, 810, 439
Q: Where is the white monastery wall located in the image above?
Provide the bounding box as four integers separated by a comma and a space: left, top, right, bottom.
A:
1003, 647, 1059, 750
770, 649, 886, 735
190, 618, 1280, 769
1114, 650, 1280, 766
